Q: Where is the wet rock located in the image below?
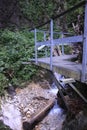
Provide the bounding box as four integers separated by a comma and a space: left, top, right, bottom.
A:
6, 85, 16, 96
23, 121, 32, 130
62, 111, 87, 130
26, 111, 31, 118
34, 125, 39, 130
23, 107, 29, 113
0, 81, 64, 130
0, 120, 12, 130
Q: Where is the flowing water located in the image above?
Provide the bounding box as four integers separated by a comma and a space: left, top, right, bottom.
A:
49, 83, 65, 119
1, 98, 23, 130
0, 79, 66, 130
35, 83, 66, 130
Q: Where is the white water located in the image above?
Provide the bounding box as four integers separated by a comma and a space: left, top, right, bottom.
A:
50, 82, 58, 95
38, 82, 66, 130
1, 102, 23, 130
49, 82, 64, 115
0, 73, 65, 130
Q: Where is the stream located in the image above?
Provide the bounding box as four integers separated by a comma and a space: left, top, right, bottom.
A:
0, 82, 66, 130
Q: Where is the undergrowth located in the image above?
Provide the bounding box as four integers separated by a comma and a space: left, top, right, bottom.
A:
0, 29, 38, 96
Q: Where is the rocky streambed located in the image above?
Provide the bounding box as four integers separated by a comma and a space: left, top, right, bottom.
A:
0, 80, 66, 130
0, 68, 87, 130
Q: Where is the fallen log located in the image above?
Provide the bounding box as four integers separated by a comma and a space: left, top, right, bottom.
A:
23, 99, 55, 130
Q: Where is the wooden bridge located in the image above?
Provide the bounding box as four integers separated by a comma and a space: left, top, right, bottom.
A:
31, 1, 87, 83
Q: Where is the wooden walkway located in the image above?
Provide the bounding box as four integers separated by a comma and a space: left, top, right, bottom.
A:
36, 55, 87, 81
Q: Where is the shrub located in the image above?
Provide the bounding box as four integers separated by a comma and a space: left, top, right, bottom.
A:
0, 29, 37, 95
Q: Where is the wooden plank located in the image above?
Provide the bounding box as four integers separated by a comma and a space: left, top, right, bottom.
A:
36, 35, 83, 46
23, 99, 55, 130
60, 78, 75, 84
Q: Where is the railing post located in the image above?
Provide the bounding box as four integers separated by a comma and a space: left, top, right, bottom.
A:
50, 19, 53, 70
44, 32, 46, 41
62, 33, 64, 55
81, 0, 87, 82
44, 32, 47, 57
34, 28, 38, 64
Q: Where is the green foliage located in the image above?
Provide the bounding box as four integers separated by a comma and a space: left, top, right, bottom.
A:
65, 0, 84, 31
0, 74, 8, 96
0, 0, 84, 96
19, 0, 84, 31
0, 29, 37, 95
64, 45, 72, 54
19, 0, 63, 27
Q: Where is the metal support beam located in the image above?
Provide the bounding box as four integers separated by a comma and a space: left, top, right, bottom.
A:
36, 35, 83, 46
35, 28, 38, 64
34, 29, 73, 35
61, 33, 64, 55
44, 32, 46, 41
81, 1, 87, 82
50, 19, 53, 70
44, 32, 47, 57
